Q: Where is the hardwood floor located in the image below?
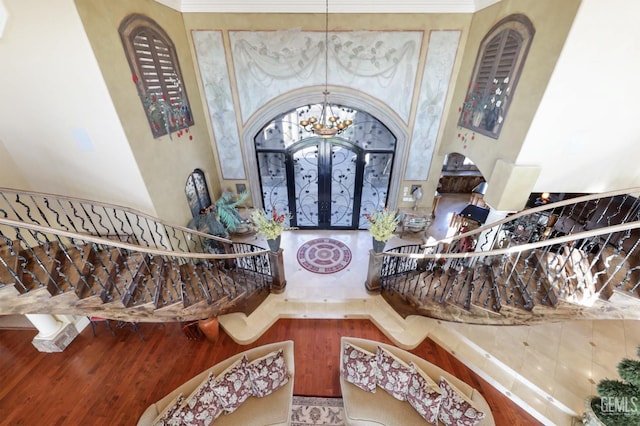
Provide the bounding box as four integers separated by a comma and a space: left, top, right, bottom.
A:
0, 319, 540, 425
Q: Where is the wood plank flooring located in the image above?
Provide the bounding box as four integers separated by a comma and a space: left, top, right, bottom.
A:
0, 319, 540, 425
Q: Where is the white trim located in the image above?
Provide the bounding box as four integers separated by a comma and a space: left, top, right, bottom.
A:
156, 0, 501, 13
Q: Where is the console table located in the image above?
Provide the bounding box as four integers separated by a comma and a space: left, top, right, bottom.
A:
398, 208, 432, 239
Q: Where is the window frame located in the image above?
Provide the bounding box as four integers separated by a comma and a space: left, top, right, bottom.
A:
119, 14, 194, 138
458, 14, 535, 139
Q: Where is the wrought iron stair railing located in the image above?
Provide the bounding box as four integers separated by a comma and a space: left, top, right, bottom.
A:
0, 188, 283, 322
370, 187, 640, 324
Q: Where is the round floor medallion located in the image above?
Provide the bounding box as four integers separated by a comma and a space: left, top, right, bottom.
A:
296, 238, 352, 274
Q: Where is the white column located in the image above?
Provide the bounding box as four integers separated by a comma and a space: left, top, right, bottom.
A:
25, 314, 80, 353
25, 314, 63, 337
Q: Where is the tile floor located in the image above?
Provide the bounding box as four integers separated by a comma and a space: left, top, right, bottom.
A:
221, 194, 640, 425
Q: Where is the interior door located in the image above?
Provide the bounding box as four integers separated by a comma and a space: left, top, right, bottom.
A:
287, 138, 363, 229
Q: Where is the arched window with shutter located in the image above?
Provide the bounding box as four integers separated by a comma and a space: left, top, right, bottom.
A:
119, 14, 194, 138
458, 14, 534, 138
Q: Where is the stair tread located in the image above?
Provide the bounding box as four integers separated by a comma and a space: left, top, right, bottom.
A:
19, 242, 66, 295
0, 241, 19, 288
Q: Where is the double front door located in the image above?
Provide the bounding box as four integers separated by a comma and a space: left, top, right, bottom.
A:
288, 138, 364, 229
257, 137, 394, 230
255, 106, 396, 231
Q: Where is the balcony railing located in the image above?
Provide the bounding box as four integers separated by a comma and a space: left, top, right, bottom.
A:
0, 188, 285, 321
367, 188, 640, 324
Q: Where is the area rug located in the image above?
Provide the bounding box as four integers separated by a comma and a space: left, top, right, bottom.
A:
291, 396, 345, 426
296, 238, 352, 274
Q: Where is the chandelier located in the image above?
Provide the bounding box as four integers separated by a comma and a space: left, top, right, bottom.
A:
299, 0, 352, 137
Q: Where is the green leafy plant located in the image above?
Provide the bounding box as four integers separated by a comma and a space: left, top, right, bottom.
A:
591, 345, 640, 425
249, 207, 297, 240
365, 208, 400, 242
214, 191, 248, 232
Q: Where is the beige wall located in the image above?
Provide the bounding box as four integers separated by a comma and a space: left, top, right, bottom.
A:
183, 12, 472, 210
437, 0, 581, 209
0, 0, 153, 211
74, 0, 221, 225
520, 0, 640, 193
7, 0, 627, 225
0, 138, 29, 190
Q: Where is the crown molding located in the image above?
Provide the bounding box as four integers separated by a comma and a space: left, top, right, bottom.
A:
153, 0, 501, 14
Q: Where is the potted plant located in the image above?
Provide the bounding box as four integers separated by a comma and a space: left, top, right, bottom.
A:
585, 345, 640, 425
249, 207, 297, 251
364, 208, 400, 253
186, 191, 248, 252
214, 190, 249, 233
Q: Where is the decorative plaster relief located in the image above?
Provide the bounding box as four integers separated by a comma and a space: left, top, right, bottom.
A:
229, 30, 423, 124
193, 31, 246, 180
405, 30, 460, 181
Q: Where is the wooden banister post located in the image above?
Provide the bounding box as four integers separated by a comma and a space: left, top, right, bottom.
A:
365, 250, 384, 293
268, 248, 286, 293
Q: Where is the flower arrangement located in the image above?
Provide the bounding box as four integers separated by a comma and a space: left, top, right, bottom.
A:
459, 76, 510, 133
132, 73, 193, 139
365, 208, 400, 242
249, 207, 297, 240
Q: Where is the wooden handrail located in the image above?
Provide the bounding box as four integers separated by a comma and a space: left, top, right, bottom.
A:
0, 217, 266, 260
382, 220, 640, 260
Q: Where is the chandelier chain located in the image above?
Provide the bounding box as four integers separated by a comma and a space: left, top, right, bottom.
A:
298, 0, 353, 137
324, 0, 329, 95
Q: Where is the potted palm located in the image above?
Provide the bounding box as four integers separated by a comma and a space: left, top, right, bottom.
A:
249, 207, 297, 251
214, 190, 249, 233
365, 208, 400, 253
585, 345, 640, 425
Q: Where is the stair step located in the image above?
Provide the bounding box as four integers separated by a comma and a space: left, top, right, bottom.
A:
82, 247, 124, 303
18, 242, 66, 296
490, 263, 529, 309
151, 258, 183, 309
0, 287, 77, 314
180, 263, 209, 307
0, 240, 20, 290
119, 253, 151, 307
57, 243, 94, 296
607, 288, 640, 306
128, 256, 184, 309
192, 262, 223, 300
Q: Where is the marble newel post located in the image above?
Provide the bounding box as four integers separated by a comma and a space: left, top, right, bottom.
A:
365, 250, 384, 293
25, 314, 88, 353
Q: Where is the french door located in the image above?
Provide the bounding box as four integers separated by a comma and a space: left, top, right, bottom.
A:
254, 104, 396, 230
288, 138, 363, 229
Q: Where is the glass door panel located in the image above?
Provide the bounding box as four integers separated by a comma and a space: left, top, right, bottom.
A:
292, 144, 319, 227
257, 152, 291, 225
330, 144, 358, 227
358, 152, 393, 229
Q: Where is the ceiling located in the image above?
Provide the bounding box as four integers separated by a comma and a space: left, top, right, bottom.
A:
153, 0, 501, 13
